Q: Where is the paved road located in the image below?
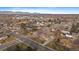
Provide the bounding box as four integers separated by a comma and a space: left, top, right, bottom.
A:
0, 32, 55, 51
0, 39, 20, 51
16, 36, 54, 51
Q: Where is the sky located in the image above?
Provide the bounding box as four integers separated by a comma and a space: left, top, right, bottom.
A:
0, 7, 79, 14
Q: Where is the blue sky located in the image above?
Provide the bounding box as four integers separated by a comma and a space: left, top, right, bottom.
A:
0, 7, 79, 14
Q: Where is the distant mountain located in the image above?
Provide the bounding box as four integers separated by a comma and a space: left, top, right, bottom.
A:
0, 11, 40, 14
0, 11, 15, 14
15, 11, 31, 14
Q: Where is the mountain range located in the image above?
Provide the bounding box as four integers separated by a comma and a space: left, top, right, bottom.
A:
0, 11, 40, 14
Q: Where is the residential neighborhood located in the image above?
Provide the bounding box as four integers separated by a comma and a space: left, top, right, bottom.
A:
0, 13, 78, 51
